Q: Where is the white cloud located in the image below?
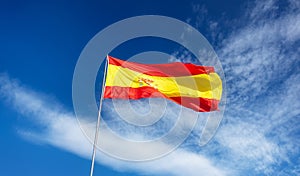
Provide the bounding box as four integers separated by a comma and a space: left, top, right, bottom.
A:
213, 0, 300, 174
219, 0, 300, 106
172, 0, 300, 175
0, 73, 227, 176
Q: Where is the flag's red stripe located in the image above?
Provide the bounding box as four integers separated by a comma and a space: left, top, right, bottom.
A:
107, 56, 215, 77
104, 86, 219, 112
170, 97, 219, 112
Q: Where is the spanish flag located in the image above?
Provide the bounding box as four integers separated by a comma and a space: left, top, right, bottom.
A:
104, 56, 222, 112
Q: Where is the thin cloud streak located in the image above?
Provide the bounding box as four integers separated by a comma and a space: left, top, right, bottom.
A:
0, 73, 227, 176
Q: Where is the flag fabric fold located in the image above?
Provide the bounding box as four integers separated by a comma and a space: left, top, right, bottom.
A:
103, 56, 222, 112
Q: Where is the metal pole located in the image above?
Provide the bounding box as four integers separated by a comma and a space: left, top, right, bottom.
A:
89, 56, 109, 176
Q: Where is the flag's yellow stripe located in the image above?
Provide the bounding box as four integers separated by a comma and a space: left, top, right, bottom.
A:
105, 64, 222, 100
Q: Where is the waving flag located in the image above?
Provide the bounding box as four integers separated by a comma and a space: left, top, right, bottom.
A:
104, 56, 222, 112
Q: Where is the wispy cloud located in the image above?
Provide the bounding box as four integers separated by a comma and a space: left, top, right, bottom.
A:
220, 1, 300, 106
212, 0, 299, 174
172, 0, 300, 175
0, 73, 227, 176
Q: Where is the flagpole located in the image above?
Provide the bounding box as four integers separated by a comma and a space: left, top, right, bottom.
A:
89, 56, 109, 176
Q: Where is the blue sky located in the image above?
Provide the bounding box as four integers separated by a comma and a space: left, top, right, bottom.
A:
1, 0, 300, 176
